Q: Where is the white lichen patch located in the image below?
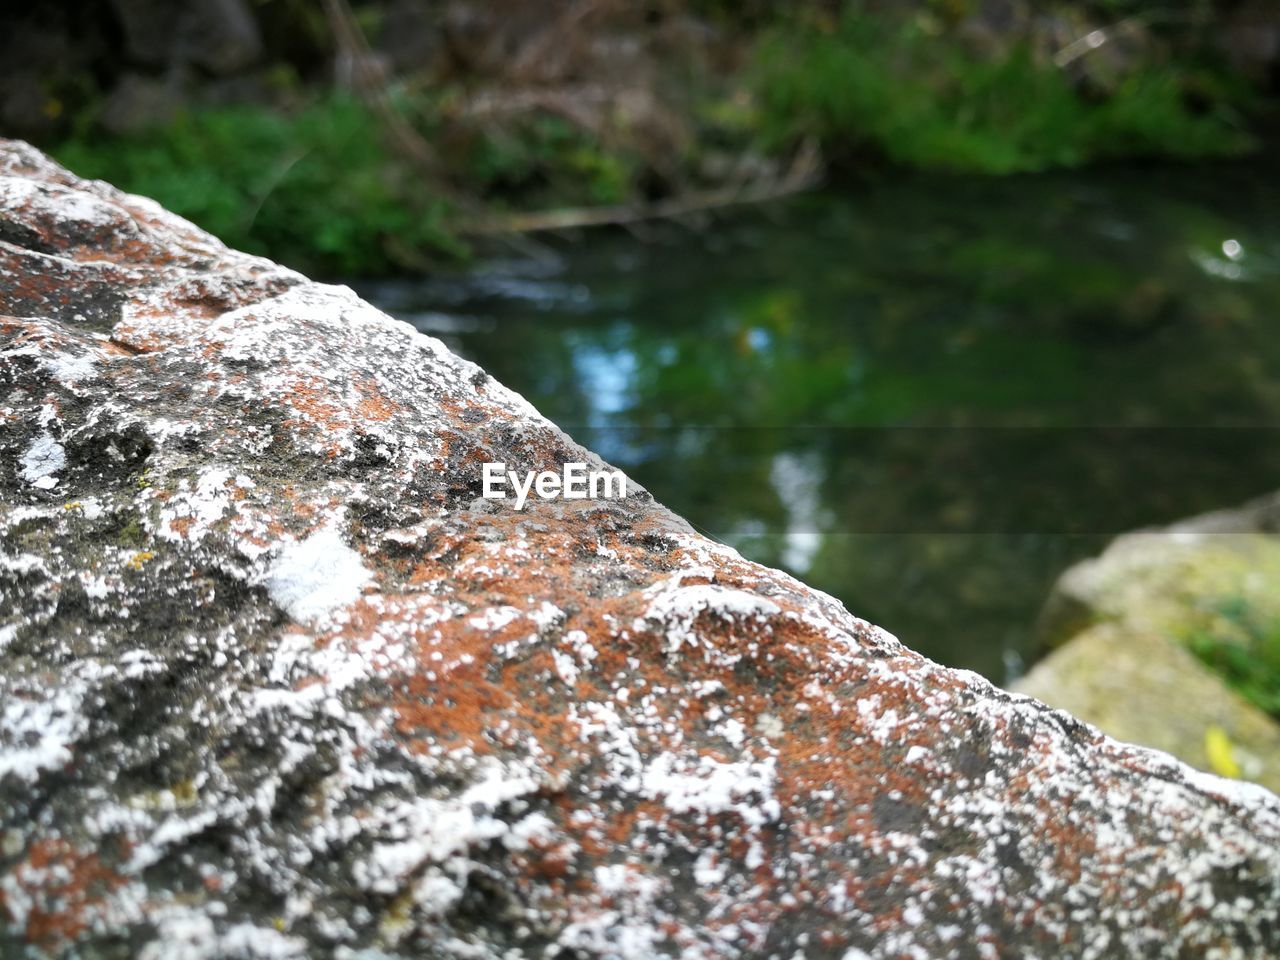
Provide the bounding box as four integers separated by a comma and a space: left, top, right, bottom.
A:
155, 468, 238, 542
263, 524, 372, 624
0, 681, 88, 782
0, 176, 130, 236
18, 431, 65, 489
639, 582, 781, 657
640, 753, 781, 826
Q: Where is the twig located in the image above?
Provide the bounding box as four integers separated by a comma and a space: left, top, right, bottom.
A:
242, 146, 312, 233
319, 0, 557, 262
508, 0, 614, 84
1052, 9, 1205, 69
321, 0, 440, 177
462, 139, 823, 237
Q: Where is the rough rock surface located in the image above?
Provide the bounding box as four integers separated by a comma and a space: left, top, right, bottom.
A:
2, 139, 1280, 959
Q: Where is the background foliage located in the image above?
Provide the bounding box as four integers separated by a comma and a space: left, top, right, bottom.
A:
11, 0, 1269, 275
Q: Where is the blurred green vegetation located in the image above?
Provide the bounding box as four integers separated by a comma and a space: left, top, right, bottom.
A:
44, 3, 1266, 275
1188, 598, 1280, 719
465, 113, 644, 208
53, 97, 460, 275
51, 95, 650, 274
755, 7, 1254, 173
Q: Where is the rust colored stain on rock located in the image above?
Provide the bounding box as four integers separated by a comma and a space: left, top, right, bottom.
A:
4, 838, 126, 950
2, 138, 1280, 959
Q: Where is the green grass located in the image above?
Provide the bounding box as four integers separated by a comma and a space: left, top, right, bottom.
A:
49, 96, 651, 275
464, 113, 643, 208
753, 8, 1255, 174
52, 97, 460, 276
1187, 596, 1280, 719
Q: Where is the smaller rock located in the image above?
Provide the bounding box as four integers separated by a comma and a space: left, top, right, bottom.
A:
1037, 529, 1280, 648
1031, 503, 1280, 790
109, 0, 262, 74
1014, 624, 1280, 793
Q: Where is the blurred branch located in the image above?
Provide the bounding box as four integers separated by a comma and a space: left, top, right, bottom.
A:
242, 146, 312, 233
463, 138, 823, 237
1053, 20, 1140, 69
507, 0, 615, 84
1053, 7, 1212, 69
321, 0, 443, 177
317, 0, 817, 251
319, 0, 556, 261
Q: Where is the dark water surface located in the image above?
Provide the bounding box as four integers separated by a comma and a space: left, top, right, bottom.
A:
360, 160, 1280, 681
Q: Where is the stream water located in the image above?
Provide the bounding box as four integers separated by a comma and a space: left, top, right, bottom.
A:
360, 158, 1280, 682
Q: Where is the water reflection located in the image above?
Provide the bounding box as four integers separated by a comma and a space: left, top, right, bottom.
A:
359, 158, 1280, 680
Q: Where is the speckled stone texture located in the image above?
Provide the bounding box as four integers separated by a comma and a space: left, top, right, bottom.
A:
1, 139, 1279, 960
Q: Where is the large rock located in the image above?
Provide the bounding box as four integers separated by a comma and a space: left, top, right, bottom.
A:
2, 139, 1279, 958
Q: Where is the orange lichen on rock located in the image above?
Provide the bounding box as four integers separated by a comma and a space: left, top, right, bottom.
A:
355, 376, 401, 423
6, 839, 125, 951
